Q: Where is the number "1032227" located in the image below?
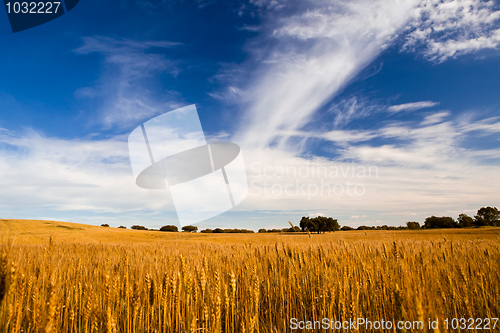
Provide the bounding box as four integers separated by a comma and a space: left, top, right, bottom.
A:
5, 2, 61, 14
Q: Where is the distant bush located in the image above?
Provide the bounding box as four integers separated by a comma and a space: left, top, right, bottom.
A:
406, 222, 420, 230
458, 214, 474, 228
341, 226, 354, 231
299, 216, 340, 233
209, 228, 255, 233
424, 216, 457, 229
224, 229, 254, 233
475, 207, 499, 227
160, 225, 178, 232
258, 228, 267, 233
260, 226, 302, 233
131, 225, 148, 230
118, 226, 126, 229
200, 229, 213, 233
101, 224, 109, 227
357, 226, 373, 230
182, 225, 198, 232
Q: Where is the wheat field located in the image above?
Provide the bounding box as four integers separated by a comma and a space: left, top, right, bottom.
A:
0, 219, 499, 332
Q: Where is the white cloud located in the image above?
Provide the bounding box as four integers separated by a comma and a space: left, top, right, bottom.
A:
0, 128, 173, 216
281, 129, 376, 144
403, 0, 500, 61
348, 119, 461, 167
388, 101, 440, 113
238, 121, 500, 225
458, 116, 500, 134
205, 131, 231, 142
344, 144, 446, 167
321, 130, 376, 143
421, 111, 451, 125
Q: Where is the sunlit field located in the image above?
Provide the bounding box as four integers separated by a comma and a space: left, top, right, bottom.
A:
1, 219, 499, 332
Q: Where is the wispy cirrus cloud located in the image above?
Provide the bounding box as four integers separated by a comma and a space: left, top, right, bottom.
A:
458, 115, 500, 135
74, 36, 181, 55
421, 111, 451, 126
334, 110, 500, 168
227, 0, 500, 152
74, 36, 181, 79
387, 101, 440, 113
74, 36, 184, 128
278, 129, 377, 144
327, 97, 381, 128
235, 0, 420, 149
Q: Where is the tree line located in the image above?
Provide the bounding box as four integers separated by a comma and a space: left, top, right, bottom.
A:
104, 206, 498, 233
420, 206, 499, 229
123, 225, 255, 233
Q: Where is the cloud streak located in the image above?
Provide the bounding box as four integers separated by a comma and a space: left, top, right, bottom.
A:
388, 101, 440, 113
235, 0, 420, 149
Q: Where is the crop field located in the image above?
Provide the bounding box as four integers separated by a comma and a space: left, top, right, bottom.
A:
1, 219, 499, 332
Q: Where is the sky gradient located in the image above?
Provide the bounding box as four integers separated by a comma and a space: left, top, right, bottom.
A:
0, 0, 499, 230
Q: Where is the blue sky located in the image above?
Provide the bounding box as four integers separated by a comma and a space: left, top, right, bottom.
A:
0, 0, 499, 229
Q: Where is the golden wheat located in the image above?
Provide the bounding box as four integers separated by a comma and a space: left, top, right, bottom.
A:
0, 228, 499, 332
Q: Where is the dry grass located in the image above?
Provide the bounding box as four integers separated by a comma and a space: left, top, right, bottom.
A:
0, 219, 499, 332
